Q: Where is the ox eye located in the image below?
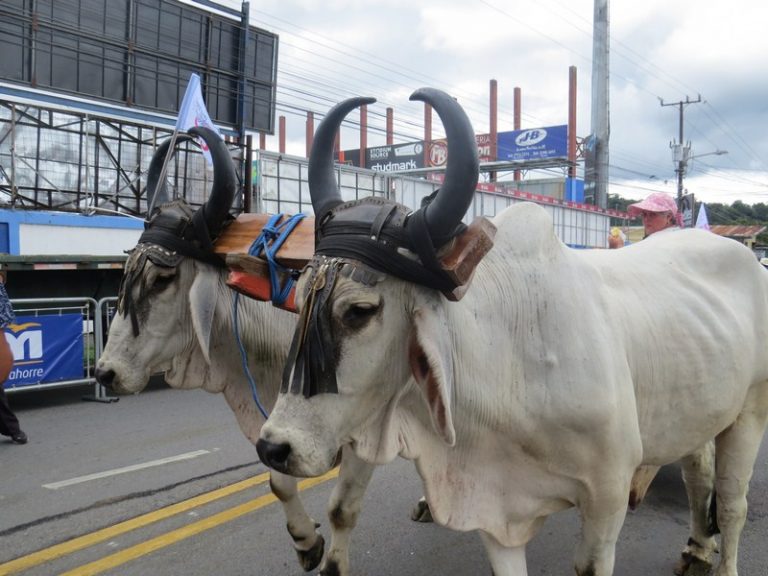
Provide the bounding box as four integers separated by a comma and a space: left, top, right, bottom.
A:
342, 303, 379, 330
152, 275, 175, 292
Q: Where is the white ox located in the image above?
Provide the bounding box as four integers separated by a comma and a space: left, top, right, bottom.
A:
257, 90, 768, 576
95, 127, 382, 576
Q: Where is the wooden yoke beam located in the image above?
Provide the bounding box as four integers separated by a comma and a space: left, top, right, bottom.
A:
216, 214, 316, 277
215, 213, 496, 309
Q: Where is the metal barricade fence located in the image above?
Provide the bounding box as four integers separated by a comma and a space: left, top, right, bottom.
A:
5, 296, 118, 402
96, 296, 118, 364
94, 296, 119, 402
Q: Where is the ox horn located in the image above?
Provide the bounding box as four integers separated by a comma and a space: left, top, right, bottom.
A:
408, 88, 478, 244
145, 128, 236, 239
188, 126, 238, 239
308, 96, 376, 222
145, 133, 196, 213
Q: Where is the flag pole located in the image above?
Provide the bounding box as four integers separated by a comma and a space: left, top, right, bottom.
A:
147, 130, 179, 216
147, 73, 220, 216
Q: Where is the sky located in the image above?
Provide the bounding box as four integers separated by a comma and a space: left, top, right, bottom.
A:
210, 0, 768, 207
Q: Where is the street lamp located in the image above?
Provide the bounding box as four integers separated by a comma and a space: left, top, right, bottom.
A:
671, 146, 728, 205
686, 149, 728, 169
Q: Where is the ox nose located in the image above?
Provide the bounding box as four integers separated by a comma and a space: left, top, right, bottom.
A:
256, 438, 292, 473
94, 366, 115, 388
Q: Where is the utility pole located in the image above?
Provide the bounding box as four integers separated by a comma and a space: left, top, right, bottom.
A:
660, 95, 701, 207
585, 0, 610, 208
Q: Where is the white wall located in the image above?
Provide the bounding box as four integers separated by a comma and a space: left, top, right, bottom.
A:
18, 224, 142, 256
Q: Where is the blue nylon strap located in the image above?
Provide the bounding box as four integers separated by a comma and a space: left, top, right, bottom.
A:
232, 292, 270, 419
248, 213, 307, 306
232, 212, 306, 419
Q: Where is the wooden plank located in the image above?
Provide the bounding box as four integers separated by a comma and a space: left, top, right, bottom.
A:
214, 214, 315, 270
216, 212, 496, 303
440, 217, 497, 286
440, 217, 497, 301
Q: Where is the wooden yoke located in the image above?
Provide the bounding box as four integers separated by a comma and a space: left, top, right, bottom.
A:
215, 214, 315, 312
216, 213, 316, 276
214, 213, 496, 312
440, 216, 497, 301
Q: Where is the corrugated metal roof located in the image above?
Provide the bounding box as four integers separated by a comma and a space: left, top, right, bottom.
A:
710, 225, 767, 238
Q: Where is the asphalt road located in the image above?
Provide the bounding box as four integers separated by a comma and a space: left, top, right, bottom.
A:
0, 381, 766, 576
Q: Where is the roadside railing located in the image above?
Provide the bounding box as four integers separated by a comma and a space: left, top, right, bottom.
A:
4, 296, 118, 402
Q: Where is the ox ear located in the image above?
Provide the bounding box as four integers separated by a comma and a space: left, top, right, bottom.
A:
408, 307, 456, 446
189, 267, 219, 364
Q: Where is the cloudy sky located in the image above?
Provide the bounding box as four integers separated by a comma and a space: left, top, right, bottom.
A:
213, 0, 768, 206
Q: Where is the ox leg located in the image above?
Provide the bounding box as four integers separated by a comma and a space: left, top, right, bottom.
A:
410, 496, 434, 523
675, 440, 718, 576
574, 486, 629, 576
712, 395, 768, 576
479, 532, 528, 576
269, 471, 325, 572
319, 445, 376, 576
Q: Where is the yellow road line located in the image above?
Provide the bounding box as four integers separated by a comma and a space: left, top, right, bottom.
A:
59, 469, 339, 576
0, 471, 273, 576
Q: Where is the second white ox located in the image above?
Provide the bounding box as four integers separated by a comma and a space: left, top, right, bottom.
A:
95, 127, 381, 576
258, 90, 768, 576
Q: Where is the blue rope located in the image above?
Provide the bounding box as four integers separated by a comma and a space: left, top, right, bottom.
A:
232, 293, 270, 419
232, 213, 307, 419
248, 213, 307, 306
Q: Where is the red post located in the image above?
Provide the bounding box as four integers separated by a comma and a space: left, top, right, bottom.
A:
306, 111, 314, 158
514, 87, 521, 182
489, 79, 498, 182
568, 66, 577, 178
424, 103, 432, 168
360, 104, 368, 157
259, 132, 266, 150
386, 107, 393, 146
334, 130, 340, 159
279, 115, 286, 154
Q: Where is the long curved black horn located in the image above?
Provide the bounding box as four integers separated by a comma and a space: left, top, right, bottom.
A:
145, 134, 196, 213
309, 96, 376, 222
408, 88, 478, 241
188, 126, 237, 238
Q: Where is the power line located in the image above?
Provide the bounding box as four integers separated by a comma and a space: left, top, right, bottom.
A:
242, 1, 768, 206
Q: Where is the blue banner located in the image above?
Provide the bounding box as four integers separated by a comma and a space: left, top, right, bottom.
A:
4, 314, 84, 388
497, 125, 568, 162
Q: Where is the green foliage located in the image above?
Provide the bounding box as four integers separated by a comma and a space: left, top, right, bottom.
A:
703, 201, 768, 244
607, 194, 635, 213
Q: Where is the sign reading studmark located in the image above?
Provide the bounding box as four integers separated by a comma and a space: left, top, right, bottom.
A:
4, 314, 84, 388
497, 125, 568, 162
337, 142, 426, 171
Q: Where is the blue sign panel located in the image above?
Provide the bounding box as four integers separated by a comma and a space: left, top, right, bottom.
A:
4, 314, 84, 388
497, 125, 568, 162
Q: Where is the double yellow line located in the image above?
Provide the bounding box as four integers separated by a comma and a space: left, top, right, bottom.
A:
0, 468, 339, 576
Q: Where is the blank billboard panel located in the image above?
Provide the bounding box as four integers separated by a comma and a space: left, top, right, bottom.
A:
0, 0, 278, 133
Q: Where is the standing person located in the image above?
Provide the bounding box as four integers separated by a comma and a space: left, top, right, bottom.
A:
627, 192, 682, 238
0, 272, 27, 444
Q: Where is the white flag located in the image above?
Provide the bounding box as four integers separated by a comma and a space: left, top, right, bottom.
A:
176, 73, 221, 165
695, 203, 710, 231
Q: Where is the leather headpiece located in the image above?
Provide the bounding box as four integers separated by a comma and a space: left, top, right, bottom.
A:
281, 88, 479, 397
118, 127, 238, 336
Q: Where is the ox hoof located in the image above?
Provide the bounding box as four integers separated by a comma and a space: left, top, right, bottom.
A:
319, 560, 342, 576
296, 534, 325, 572
673, 552, 714, 576
410, 498, 434, 523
